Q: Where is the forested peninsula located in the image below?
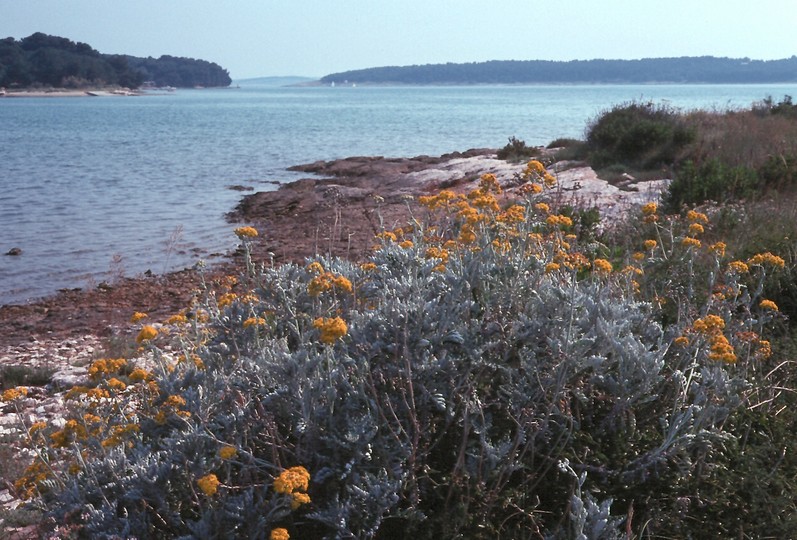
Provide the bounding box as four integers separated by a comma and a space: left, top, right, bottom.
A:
320, 56, 797, 85
0, 33, 231, 89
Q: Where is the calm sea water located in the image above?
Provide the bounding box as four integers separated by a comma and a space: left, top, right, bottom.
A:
2, 83, 797, 305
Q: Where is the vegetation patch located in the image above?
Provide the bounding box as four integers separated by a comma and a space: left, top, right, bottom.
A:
3, 161, 795, 538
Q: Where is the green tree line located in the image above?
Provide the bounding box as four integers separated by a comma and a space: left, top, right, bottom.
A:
0, 32, 231, 89
321, 56, 797, 85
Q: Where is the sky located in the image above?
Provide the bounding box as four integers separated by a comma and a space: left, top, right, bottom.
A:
3, 0, 796, 80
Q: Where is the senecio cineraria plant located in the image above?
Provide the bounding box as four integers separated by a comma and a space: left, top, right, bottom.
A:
3, 161, 786, 539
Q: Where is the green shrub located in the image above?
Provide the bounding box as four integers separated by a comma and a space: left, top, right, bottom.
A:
10, 170, 787, 539
496, 136, 540, 162
664, 159, 759, 211
585, 101, 695, 170
0, 364, 54, 390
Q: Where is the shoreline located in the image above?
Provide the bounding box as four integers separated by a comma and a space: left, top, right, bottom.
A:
0, 149, 669, 350
0, 86, 150, 98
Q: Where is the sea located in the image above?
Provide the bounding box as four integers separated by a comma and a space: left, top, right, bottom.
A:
2, 82, 797, 306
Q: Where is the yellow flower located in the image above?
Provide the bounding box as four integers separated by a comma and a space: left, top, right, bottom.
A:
727, 260, 749, 274
525, 159, 545, 176
399, 240, 414, 249
632, 252, 646, 262
129, 368, 151, 382
674, 336, 690, 347
533, 202, 550, 214
106, 378, 127, 392
520, 182, 543, 195
760, 299, 779, 311
2, 387, 28, 402
88, 357, 127, 380
28, 421, 48, 435
708, 333, 736, 363
756, 340, 772, 359
748, 252, 786, 268
681, 237, 701, 249
688, 223, 704, 236
458, 225, 477, 244
425, 246, 450, 263
165, 395, 187, 408
219, 446, 238, 460
479, 173, 502, 194
243, 316, 267, 328
291, 491, 312, 510
306, 261, 325, 274
592, 258, 613, 274
641, 202, 658, 216
545, 262, 561, 274
198, 473, 220, 496
130, 312, 148, 323
432, 263, 447, 273
643, 239, 657, 251
546, 214, 573, 228
693, 314, 725, 334
686, 210, 709, 224
496, 205, 526, 224
360, 262, 377, 271
313, 317, 348, 344
166, 313, 188, 325
274, 466, 310, 494
234, 226, 259, 238
136, 325, 158, 343
709, 242, 726, 257
270, 528, 290, 540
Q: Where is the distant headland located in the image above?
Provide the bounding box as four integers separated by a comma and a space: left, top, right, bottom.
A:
318, 56, 797, 86
0, 32, 231, 90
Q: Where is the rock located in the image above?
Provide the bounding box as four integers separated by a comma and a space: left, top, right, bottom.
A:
4, 248, 21, 256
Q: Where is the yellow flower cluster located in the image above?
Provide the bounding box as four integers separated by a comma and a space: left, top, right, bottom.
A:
274, 466, 312, 510
50, 419, 88, 448
686, 210, 709, 224
2, 386, 27, 402
130, 311, 148, 323
219, 445, 238, 460
478, 173, 503, 195
708, 333, 736, 363
217, 292, 238, 308
592, 258, 613, 274
496, 204, 526, 224
198, 473, 221, 496
166, 312, 188, 325
101, 424, 140, 448
243, 316, 267, 328
727, 260, 749, 274
693, 314, 725, 334
692, 314, 736, 363
418, 189, 458, 209
641, 202, 658, 223
234, 226, 259, 238
643, 239, 657, 251
546, 214, 573, 228
760, 299, 779, 311
709, 242, 726, 257
88, 358, 127, 381
270, 528, 290, 540
748, 252, 786, 268
136, 325, 158, 343
313, 317, 348, 344
681, 237, 701, 249
308, 272, 353, 297
14, 460, 50, 500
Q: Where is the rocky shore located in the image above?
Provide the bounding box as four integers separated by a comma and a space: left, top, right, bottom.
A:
0, 149, 670, 530
2, 148, 670, 354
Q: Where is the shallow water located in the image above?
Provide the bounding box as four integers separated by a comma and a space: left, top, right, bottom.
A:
2, 83, 796, 305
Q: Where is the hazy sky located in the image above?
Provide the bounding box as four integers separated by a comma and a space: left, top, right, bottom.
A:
3, 1, 795, 79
